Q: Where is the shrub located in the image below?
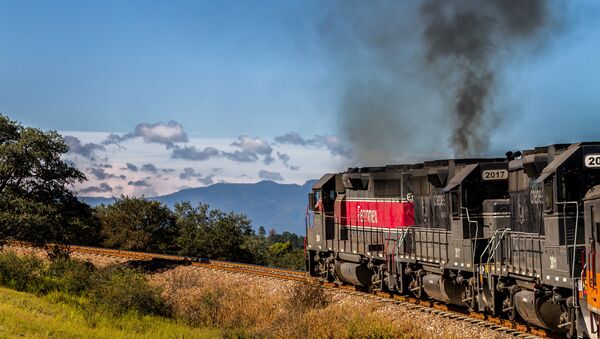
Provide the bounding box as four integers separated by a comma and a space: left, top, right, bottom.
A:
0, 252, 45, 292
87, 266, 169, 317
0, 252, 168, 319
157, 268, 280, 332
194, 289, 225, 326
288, 283, 330, 311
46, 257, 95, 294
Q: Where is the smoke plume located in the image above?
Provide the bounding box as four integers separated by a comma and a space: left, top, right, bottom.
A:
322, 0, 560, 161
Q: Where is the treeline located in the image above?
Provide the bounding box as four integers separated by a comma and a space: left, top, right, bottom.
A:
0, 114, 305, 270
94, 197, 305, 269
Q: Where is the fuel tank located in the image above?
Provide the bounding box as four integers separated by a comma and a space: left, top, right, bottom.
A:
422, 274, 468, 307
335, 260, 372, 287
514, 290, 564, 332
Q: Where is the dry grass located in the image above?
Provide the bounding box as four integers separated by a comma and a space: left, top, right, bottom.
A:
150, 267, 429, 338
154, 268, 284, 336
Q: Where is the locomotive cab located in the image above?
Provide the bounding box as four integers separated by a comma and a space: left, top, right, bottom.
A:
306, 173, 337, 277
534, 143, 600, 290
444, 160, 509, 268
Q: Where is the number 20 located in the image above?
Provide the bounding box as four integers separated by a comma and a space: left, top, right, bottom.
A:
588, 156, 600, 167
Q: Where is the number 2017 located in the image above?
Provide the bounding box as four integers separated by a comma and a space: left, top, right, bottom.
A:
483, 170, 507, 180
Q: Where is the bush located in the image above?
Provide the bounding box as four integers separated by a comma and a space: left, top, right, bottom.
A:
194, 289, 225, 326
267, 249, 305, 270
0, 252, 45, 292
87, 266, 169, 317
46, 257, 95, 294
0, 252, 168, 318
288, 283, 330, 311
158, 268, 280, 331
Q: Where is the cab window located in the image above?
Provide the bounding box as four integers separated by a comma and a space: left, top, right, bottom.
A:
544, 181, 554, 213
561, 171, 582, 202
450, 190, 461, 219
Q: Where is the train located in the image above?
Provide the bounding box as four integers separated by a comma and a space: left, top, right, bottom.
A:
305, 141, 600, 338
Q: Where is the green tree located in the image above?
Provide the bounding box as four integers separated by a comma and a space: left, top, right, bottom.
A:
96, 196, 177, 253
174, 202, 254, 261
267, 230, 305, 250
173, 202, 210, 257
240, 234, 268, 265
0, 114, 97, 246
269, 241, 292, 256
258, 226, 266, 238
267, 241, 304, 270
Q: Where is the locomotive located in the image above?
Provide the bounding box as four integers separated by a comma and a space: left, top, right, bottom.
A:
305, 141, 600, 338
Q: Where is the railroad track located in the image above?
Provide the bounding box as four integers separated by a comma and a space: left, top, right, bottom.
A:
11, 242, 310, 282
7, 242, 555, 338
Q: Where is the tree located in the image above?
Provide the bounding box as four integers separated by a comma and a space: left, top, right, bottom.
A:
97, 196, 177, 253
173, 201, 254, 261
173, 201, 210, 257
258, 226, 266, 238
270, 241, 292, 256
267, 241, 304, 270
267, 230, 305, 249
0, 114, 96, 246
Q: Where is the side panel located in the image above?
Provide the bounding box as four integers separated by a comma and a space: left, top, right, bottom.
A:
341, 198, 414, 228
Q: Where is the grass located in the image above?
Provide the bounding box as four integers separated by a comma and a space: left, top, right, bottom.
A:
0, 251, 438, 338
0, 286, 219, 338
154, 268, 431, 338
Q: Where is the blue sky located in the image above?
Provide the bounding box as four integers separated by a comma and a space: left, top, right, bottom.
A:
0, 0, 335, 137
1, 0, 600, 196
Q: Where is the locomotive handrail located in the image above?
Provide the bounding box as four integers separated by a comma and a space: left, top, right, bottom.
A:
556, 200, 580, 312
480, 228, 511, 292
463, 207, 480, 310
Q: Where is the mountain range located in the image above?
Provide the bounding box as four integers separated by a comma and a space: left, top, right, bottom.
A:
81, 180, 316, 235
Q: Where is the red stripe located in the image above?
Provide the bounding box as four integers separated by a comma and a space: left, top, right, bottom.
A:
338, 199, 414, 228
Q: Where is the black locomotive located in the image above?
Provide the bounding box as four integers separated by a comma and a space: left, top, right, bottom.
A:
305, 141, 600, 338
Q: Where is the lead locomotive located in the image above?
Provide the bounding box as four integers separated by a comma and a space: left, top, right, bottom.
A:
305, 141, 600, 338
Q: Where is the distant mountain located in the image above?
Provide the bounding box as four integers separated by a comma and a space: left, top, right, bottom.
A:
81, 180, 317, 235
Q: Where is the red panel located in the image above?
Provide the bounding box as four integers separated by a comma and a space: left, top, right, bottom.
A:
337, 198, 414, 228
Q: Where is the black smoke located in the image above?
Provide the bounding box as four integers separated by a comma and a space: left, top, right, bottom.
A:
322, 0, 561, 161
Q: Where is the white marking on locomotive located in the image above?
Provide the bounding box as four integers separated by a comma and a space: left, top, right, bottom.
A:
530, 187, 544, 205
357, 208, 378, 223
585, 154, 600, 168
433, 193, 446, 207
482, 169, 508, 181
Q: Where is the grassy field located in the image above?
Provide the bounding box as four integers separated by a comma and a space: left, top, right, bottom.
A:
0, 286, 218, 339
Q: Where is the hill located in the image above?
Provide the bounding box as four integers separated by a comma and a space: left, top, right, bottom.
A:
81, 180, 316, 235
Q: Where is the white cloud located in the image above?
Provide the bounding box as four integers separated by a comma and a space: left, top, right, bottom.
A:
103, 121, 188, 146
135, 121, 188, 144
231, 136, 272, 155
64, 131, 348, 197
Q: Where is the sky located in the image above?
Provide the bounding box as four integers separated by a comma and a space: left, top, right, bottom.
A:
1, 0, 600, 197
